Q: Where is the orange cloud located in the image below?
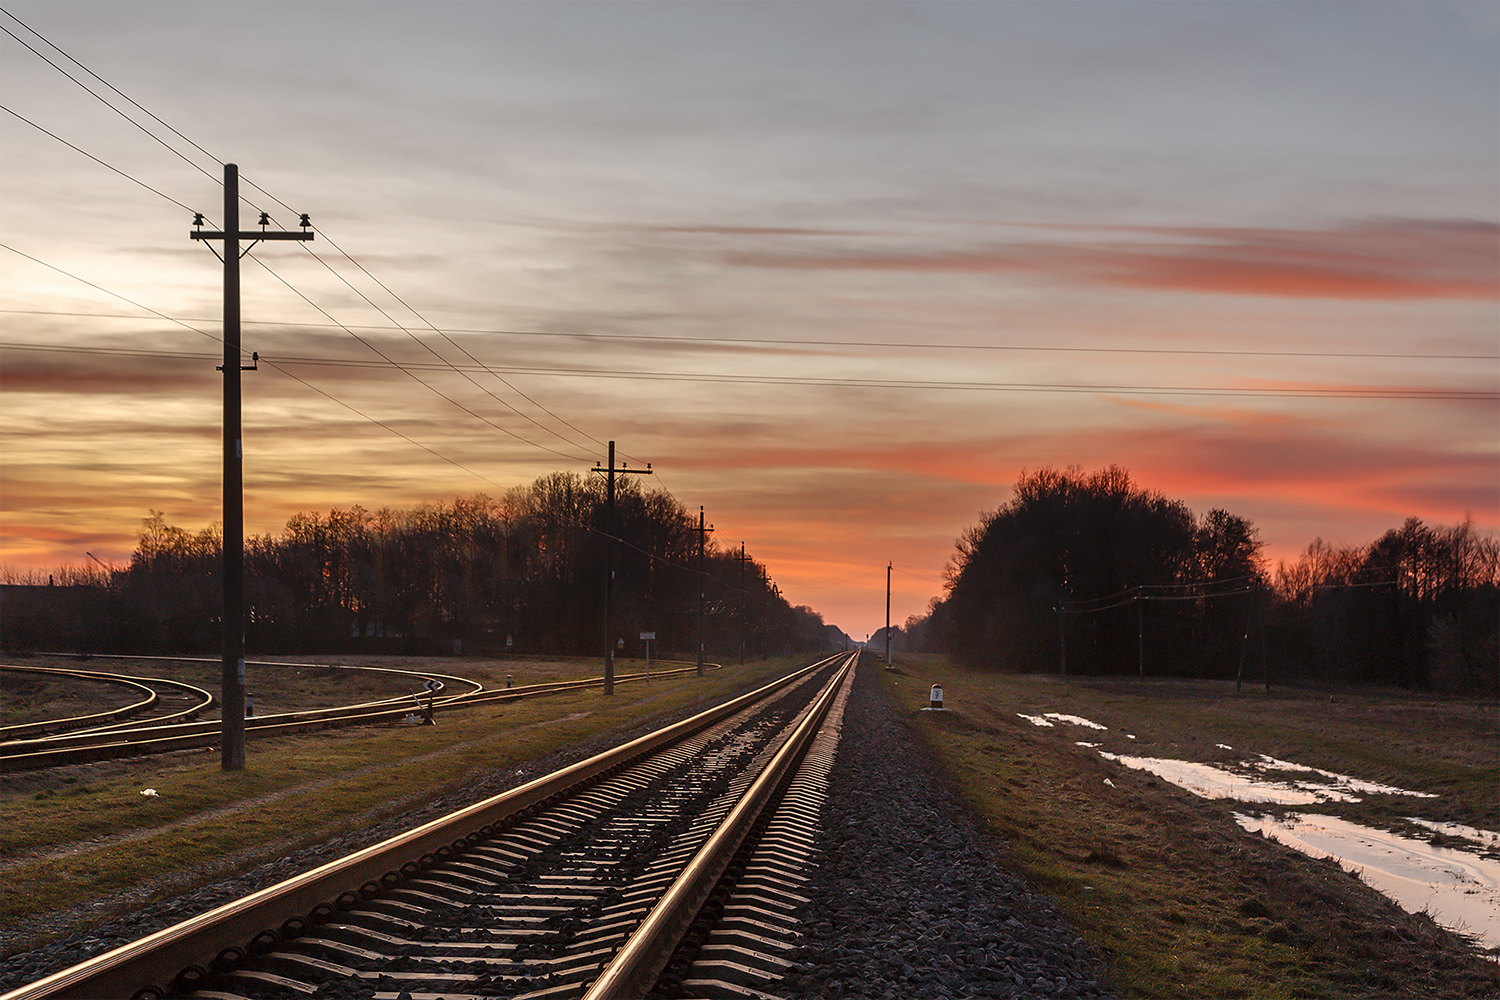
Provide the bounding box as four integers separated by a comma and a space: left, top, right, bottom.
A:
723, 219, 1499, 301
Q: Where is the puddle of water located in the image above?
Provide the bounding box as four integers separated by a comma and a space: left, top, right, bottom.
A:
1020, 712, 1110, 730
1254, 755, 1438, 799
1237, 811, 1500, 953
1043, 712, 1107, 730
1408, 818, 1500, 851
1099, 753, 1359, 804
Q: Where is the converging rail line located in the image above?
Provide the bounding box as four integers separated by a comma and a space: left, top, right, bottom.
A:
1, 657, 718, 772
3, 651, 856, 1000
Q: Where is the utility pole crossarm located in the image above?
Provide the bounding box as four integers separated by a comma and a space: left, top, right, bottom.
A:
190, 231, 313, 241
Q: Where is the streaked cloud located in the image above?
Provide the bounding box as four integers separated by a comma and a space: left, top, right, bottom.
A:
722, 219, 1499, 301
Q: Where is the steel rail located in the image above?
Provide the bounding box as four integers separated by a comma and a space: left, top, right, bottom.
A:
0, 667, 162, 740
0, 663, 719, 771
1, 653, 844, 1000
584, 651, 855, 998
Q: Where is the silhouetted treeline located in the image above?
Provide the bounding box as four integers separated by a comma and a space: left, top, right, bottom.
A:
908, 467, 1498, 694
1, 474, 839, 659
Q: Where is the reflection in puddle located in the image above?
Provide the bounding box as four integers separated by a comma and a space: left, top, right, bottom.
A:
1099, 753, 1360, 804
1044, 712, 1107, 729
1018, 712, 1109, 730
1254, 755, 1439, 799
1237, 812, 1500, 952
1408, 818, 1500, 851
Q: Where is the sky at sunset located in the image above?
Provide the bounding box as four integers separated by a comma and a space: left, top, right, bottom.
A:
2, 1, 1496, 642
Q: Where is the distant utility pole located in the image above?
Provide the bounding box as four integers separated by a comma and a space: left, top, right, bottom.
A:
737, 543, 748, 665
190, 163, 312, 772
591, 441, 650, 695
693, 507, 713, 676
885, 562, 892, 668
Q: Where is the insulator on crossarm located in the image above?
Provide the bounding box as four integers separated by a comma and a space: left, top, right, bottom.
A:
299, 213, 311, 228
193, 212, 205, 228
258, 211, 270, 227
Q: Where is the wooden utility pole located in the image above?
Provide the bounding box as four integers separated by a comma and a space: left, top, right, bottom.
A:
885, 562, 892, 668
737, 543, 748, 665
190, 164, 311, 771
591, 442, 650, 695
693, 507, 712, 676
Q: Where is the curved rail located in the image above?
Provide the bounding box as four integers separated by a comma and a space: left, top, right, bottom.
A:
0, 666, 213, 741
0, 652, 849, 1000
0, 660, 718, 771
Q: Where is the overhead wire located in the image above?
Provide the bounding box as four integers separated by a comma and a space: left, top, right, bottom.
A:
4, 338, 1491, 401
3, 309, 1491, 363
0, 12, 221, 187
0, 104, 200, 214
2, 6, 611, 467
0, 242, 517, 492
285, 225, 609, 453
246, 253, 590, 463
261, 233, 594, 461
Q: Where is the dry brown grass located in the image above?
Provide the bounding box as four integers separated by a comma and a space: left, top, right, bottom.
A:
883, 657, 1500, 999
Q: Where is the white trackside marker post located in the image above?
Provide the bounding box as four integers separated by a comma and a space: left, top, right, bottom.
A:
929, 684, 944, 710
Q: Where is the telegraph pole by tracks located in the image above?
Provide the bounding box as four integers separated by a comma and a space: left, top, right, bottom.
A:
693, 506, 713, 676
190, 163, 312, 770
592, 441, 651, 695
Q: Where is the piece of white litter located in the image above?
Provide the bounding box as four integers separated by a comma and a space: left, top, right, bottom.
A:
1076, 741, 1100, 748
140, 788, 158, 797
1103, 778, 1115, 787
1017, 713, 1055, 727
1216, 743, 1233, 750
1126, 734, 1137, 740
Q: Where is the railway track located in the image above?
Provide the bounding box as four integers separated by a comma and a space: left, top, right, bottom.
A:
4, 651, 856, 1000
2, 658, 715, 772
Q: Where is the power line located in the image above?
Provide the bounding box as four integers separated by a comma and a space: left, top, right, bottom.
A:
5, 336, 1492, 401
274, 239, 594, 461
246, 253, 591, 463
0, 13, 221, 187
0, 103, 199, 214
2, 7, 609, 460
295, 229, 610, 454
4, 308, 1490, 363
0, 243, 223, 347
259, 359, 507, 490
0, 243, 528, 491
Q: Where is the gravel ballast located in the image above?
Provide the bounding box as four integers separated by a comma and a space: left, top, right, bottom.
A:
779, 659, 1114, 999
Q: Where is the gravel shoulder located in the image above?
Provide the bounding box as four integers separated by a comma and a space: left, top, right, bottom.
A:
782, 657, 1113, 999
